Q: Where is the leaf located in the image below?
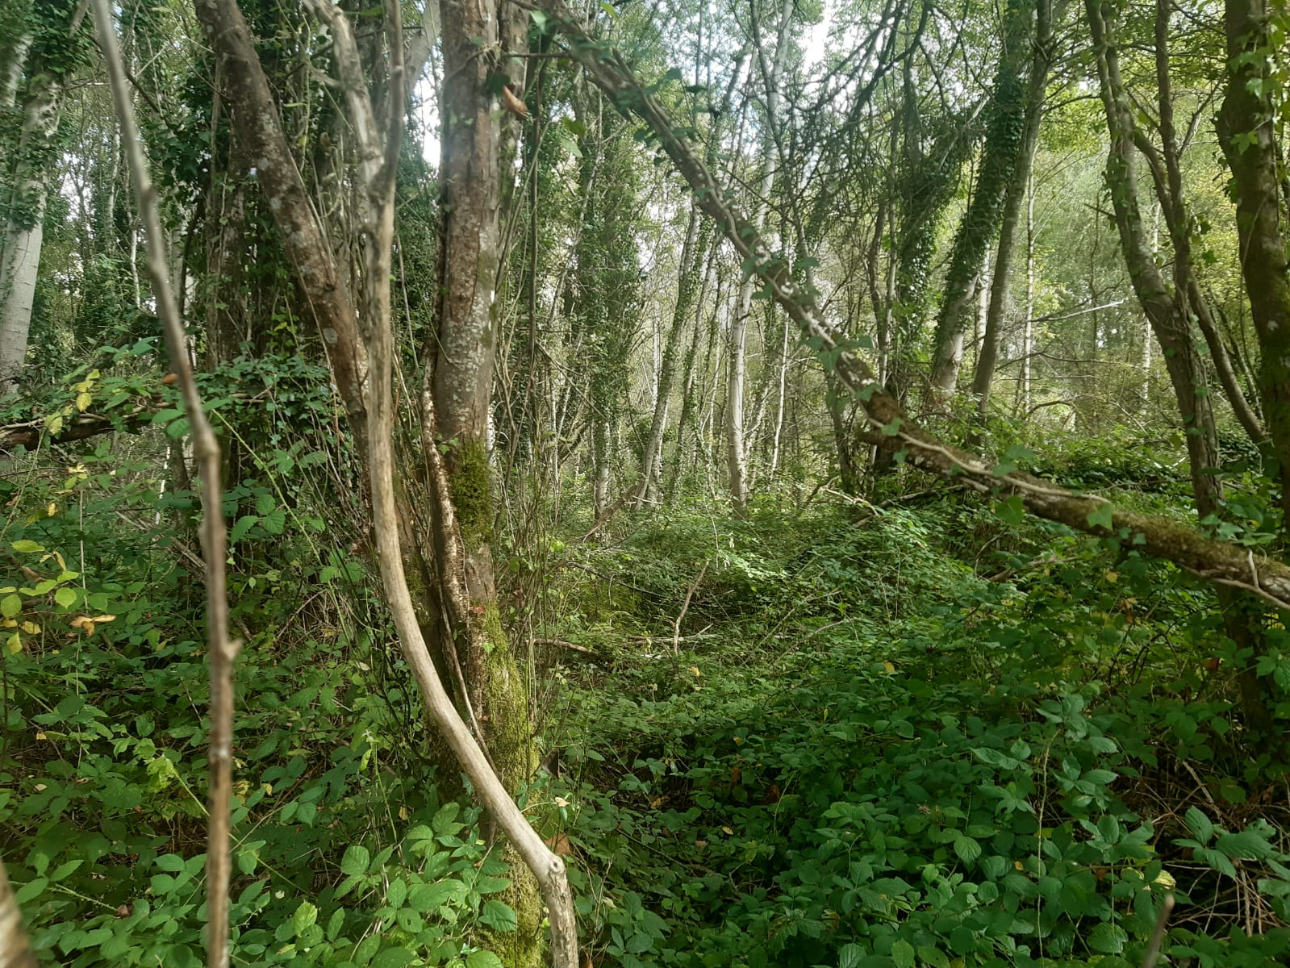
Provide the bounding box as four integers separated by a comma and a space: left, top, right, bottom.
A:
155, 854, 185, 872
75, 392, 92, 412
881, 417, 903, 437
12, 540, 44, 553
892, 939, 916, 968
54, 587, 77, 608
371, 950, 415, 968
466, 952, 504, 968
1086, 503, 1115, 530
478, 899, 517, 932
230, 515, 259, 545
293, 900, 318, 937
838, 944, 863, 968
1, 595, 21, 619
261, 508, 287, 535
1088, 922, 1126, 954
255, 493, 277, 515
953, 835, 982, 865
408, 878, 466, 911
340, 845, 370, 876
1184, 807, 1214, 845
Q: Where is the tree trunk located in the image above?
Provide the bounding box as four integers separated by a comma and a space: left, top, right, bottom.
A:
972, 0, 1055, 418
1217, 0, 1290, 517
0, 66, 61, 391
1088, 0, 1271, 732
1137, 0, 1267, 451
194, 1, 577, 962
727, 0, 793, 513
929, 0, 1034, 398
639, 208, 704, 506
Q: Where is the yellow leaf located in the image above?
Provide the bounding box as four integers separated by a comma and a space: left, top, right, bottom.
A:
1153, 869, 1176, 889
883, 661, 896, 673
399, 804, 411, 820
721, 827, 733, 835
75, 392, 92, 412
1014, 860, 1025, 871
47, 414, 64, 436
6, 632, 21, 653
20, 621, 39, 634
688, 666, 701, 677
1105, 571, 1118, 583
46, 503, 56, 517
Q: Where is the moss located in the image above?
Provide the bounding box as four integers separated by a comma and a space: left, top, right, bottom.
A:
449, 436, 493, 546
476, 601, 543, 967
486, 842, 544, 968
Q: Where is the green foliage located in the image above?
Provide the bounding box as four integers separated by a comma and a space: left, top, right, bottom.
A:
549, 505, 1290, 968
0, 366, 515, 967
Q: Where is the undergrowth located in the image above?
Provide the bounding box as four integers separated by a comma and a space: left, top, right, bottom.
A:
546, 499, 1290, 968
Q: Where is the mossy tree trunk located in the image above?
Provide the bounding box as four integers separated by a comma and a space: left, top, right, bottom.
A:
430, 0, 543, 962
1218, 0, 1290, 522
1088, 0, 1272, 732
928, 0, 1034, 399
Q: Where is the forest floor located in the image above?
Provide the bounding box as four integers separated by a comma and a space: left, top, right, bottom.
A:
545, 493, 1290, 968
3, 448, 1290, 967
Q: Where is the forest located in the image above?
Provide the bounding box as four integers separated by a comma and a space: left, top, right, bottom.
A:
1, 0, 1289, 965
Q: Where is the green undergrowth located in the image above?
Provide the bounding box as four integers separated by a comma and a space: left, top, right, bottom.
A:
548, 500, 1290, 968
0, 357, 524, 968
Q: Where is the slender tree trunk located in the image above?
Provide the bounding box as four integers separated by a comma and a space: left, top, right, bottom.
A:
638, 207, 704, 506
1139, 0, 1267, 450
1088, 0, 1271, 732
194, 1, 577, 962
727, 0, 793, 513
1022, 170, 1035, 415
0, 67, 61, 390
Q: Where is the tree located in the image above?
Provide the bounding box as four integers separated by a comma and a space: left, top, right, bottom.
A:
0, 1, 88, 390
189, 0, 578, 963
928, 0, 1036, 398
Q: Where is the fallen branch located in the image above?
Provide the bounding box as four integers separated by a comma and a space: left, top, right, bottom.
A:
537, 0, 1290, 610
0, 406, 152, 452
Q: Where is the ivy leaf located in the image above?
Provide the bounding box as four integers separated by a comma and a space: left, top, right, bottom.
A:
1086, 503, 1115, 530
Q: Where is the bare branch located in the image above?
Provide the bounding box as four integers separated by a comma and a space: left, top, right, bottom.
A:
89, 5, 239, 968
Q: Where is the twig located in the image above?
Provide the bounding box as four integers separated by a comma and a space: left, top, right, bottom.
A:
91, 6, 239, 968
1142, 893, 1175, 968
673, 560, 709, 655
